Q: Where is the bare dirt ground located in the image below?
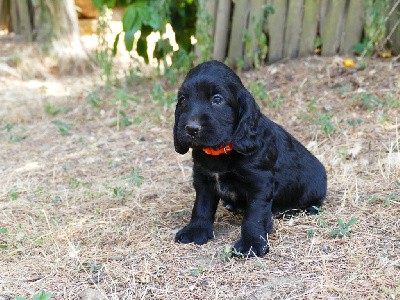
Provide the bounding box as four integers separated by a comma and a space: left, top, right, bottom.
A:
0, 36, 399, 299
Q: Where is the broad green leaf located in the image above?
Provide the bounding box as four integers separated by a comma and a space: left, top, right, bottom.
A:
124, 28, 136, 52
136, 35, 149, 64
123, 5, 140, 32
346, 217, 359, 227
112, 32, 121, 57
337, 218, 345, 228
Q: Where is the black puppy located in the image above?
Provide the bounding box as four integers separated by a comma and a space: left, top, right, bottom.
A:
174, 60, 327, 257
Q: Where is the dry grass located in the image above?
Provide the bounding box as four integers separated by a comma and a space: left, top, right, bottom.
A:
0, 42, 399, 299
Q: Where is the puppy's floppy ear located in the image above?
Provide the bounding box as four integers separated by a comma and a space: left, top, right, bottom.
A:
173, 104, 189, 154
232, 89, 261, 155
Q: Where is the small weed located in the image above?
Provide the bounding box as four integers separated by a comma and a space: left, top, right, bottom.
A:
272, 95, 284, 108
315, 112, 335, 137
111, 89, 137, 130
51, 197, 62, 204
347, 118, 362, 128
51, 120, 72, 135
222, 244, 233, 259
9, 190, 18, 200
3, 123, 14, 132
329, 217, 358, 237
113, 186, 129, 201
378, 112, 391, 125
122, 168, 144, 188
69, 177, 89, 188
44, 102, 71, 116
248, 81, 283, 108
338, 147, 348, 161
150, 83, 176, 106
16, 289, 53, 300
0, 228, 8, 249
112, 89, 132, 107
111, 111, 133, 129
248, 81, 269, 102
87, 90, 102, 107
82, 260, 104, 273
190, 267, 205, 277
356, 92, 382, 110
383, 92, 400, 108
306, 98, 336, 137
307, 98, 318, 115
369, 194, 399, 206
312, 206, 327, 227
306, 229, 315, 236
9, 135, 28, 142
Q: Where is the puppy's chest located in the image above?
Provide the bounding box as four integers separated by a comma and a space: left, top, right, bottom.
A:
212, 173, 240, 201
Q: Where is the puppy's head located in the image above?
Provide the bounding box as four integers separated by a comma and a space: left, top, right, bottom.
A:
173, 60, 261, 155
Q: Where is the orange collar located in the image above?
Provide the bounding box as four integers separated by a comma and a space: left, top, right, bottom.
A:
202, 143, 233, 156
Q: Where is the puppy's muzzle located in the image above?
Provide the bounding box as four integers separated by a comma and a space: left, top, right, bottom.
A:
185, 122, 201, 137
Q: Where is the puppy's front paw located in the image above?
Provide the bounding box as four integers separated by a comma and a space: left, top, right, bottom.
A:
175, 223, 213, 245
233, 236, 269, 257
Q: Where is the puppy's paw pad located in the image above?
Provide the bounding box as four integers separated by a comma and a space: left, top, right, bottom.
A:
233, 238, 269, 257
175, 225, 213, 245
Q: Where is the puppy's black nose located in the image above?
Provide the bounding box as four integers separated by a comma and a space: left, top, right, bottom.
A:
185, 123, 201, 137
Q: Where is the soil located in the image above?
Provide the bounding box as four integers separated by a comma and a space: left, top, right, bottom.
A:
0, 35, 399, 299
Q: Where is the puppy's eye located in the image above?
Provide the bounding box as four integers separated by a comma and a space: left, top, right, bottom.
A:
178, 95, 186, 103
211, 94, 224, 105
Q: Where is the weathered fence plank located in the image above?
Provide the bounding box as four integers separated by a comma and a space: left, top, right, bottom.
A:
340, 0, 364, 54
388, 0, 400, 55
245, 0, 267, 67
319, 0, 329, 38
299, 0, 320, 57
228, 0, 250, 64
321, 0, 347, 56
283, 0, 304, 58
15, 0, 32, 41
267, 0, 287, 62
195, 0, 217, 62
0, 0, 10, 31
10, 0, 19, 34
213, 0, 232, 61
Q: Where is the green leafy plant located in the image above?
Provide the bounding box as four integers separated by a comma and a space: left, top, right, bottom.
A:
94, 0, 197, 71
86, 90, 102, 107
51, 120, 72, 135
347, 118, 363, 131
44, 102, 71, 116
122, 168, 144, 188
9, 190, 18, 201
82, 260, 104, 273
311, 206, 327, 228
16, 290, 53, 300
111, 89, 137, 130
113, 186, 129, 201
95, 6, 114, 85
353, 0, 388, 56
190, 267, 205, 277
194, 0, 213, 62
150, 83, 176, 106
356, 92, 382, 110
243, 5, 273, 68
329, 217, 359, 237
306, 98, 336, 137
306, 229, 315, 236
315, 112, 335, 137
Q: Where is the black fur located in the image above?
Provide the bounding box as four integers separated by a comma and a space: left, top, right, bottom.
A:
174, 61, 327, 257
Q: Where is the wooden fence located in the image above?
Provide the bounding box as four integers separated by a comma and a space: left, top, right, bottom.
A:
205, 0, 400, 66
